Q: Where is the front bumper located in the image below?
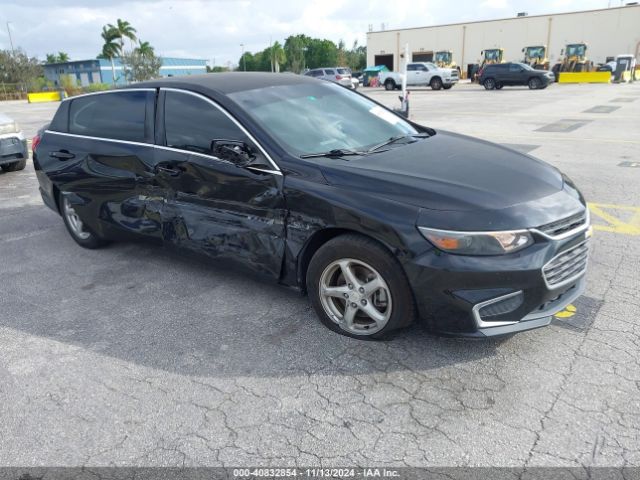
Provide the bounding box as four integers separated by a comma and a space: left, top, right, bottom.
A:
0, 132, 28, 166
405, 223, 591, 337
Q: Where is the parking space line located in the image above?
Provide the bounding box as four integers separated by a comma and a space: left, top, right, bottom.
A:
588, 202, 640, 235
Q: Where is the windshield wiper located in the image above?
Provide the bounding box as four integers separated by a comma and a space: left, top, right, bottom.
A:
367, 133, 430, 153
300, 148, 368, 159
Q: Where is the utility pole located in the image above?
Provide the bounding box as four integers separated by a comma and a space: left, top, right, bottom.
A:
240, 43, 246, 71
6, 22, 15, 55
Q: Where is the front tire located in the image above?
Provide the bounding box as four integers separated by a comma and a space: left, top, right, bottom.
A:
307, 234, 416, 339
1, 158, 27, 172
60, 195, 108, 249
528, 77, 541, 90
430, 77, 443, 90
384, 79, 396, 91
483, 78, 496, 90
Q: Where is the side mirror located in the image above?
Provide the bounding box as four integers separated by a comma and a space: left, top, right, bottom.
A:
211, 139, 255, 166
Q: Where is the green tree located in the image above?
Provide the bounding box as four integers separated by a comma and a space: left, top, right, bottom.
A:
121, 49, 162, 82
135, 40, 154, 57
108, 18, 137, 54
57, 52, 70, 62
0, 49, 44, 89
99, 26, 120, 85
270, 41, 286, 72
284, 34, 311, 73
306, 39, 338, 69
45, 53, 58, 64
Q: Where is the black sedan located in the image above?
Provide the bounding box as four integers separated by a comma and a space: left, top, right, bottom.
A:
33, 73, 591, 339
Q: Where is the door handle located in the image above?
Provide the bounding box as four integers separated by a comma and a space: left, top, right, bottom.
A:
156, 165, 181, 176
49, 150, 75, 160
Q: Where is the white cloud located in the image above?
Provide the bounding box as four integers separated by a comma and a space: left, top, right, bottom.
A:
0, 0, 615, 66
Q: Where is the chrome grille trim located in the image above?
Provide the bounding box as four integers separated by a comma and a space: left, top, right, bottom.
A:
531, 209, 590, 240
542, 240, 589, 290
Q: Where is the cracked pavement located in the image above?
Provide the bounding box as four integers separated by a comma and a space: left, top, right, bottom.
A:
0, 82, 638, 468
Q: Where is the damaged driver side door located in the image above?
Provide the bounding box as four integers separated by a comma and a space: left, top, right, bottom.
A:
153, 88, 286, 278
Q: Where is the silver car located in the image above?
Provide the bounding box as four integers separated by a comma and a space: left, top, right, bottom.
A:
304, 67, 354, 88
0, 113, 28, 173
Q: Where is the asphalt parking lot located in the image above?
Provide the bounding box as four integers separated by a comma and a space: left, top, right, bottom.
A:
1, 81, 639, 468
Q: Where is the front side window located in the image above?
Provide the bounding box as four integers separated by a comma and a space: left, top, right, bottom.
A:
228, 82, 419, 157
509, 64, 521, 72
69, 91, 150, 142
163, 91, 247, 155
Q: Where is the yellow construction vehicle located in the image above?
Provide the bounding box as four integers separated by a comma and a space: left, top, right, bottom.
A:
522, 45, 549, 70
435, 50, 458, 70
480, 48, 504, 66
474, 48, 504, 82
558, 43, 592, 73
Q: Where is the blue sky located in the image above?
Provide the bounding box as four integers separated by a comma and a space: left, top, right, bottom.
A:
0, 0, 617, 66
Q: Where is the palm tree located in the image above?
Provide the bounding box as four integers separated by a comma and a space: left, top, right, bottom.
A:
45, 53, 57, 64
57, 52, 70, 62
135, 40, 154, 58
108, 19, 137, 54
271, 41, 286, 73
100, 26, 120, 85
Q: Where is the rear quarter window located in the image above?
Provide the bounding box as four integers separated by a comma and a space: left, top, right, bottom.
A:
49, 100, 70, 132
69, 91, 153, 143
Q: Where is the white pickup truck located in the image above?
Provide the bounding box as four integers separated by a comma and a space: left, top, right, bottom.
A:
379, 62, 459, 91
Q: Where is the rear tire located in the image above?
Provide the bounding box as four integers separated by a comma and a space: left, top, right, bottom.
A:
495, 83, 503, 90
306, 234, 416, 340
384, 79, 396, 91
430, 77, 443, 90
483, 78, 496, 90
60, 195, 108, 249
1, 158, 27, 172
528, 77, 541, 90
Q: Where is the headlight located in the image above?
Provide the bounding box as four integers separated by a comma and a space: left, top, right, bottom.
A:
0, 121, 19, 135
418, 227, 533, 255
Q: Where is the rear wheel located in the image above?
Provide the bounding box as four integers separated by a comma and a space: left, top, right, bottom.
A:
307, 234, 416, 339
61, 195, 108, 249
430, 77, 443, 90
495, 83, 503, 90
384, 79, 396, 91
528, 77, 541, 90
483, 78, 496, 90
1, 158, 27, 172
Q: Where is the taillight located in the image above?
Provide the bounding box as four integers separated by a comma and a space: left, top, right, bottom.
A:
32, 134, 42, 153
336, 75, 343, 80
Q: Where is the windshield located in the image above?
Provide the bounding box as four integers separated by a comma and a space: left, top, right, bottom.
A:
435, 52, 451, 63
566, 44, 586, 57
228, 82, 419, 157
525, 46, 545, 58
485, 50, 501, 61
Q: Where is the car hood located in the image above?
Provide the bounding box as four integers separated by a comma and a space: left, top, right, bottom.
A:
319, 130, 564, 213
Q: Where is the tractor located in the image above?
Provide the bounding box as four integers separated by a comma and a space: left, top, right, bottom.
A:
474, 48, 504, 82
559, 43, 592, 73
434, 50, 461, 76
522, 45, 549, 70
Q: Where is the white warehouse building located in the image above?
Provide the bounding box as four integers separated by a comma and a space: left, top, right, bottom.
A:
366, 4, 640, 77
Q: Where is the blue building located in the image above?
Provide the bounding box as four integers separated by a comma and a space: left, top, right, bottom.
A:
44, 57, 208, 87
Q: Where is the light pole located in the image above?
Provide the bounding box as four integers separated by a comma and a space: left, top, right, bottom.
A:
6, 22, 15, 56
240, 43, 246, 71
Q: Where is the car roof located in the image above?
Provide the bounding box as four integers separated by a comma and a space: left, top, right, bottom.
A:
131, 72, 318, 95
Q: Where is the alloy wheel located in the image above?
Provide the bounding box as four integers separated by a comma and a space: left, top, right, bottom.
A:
318, 258, 392, 335
63, 197, 91, 240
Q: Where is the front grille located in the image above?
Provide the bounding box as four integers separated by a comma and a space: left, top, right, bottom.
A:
543, 240, 589, 288
538, 212, 587, 238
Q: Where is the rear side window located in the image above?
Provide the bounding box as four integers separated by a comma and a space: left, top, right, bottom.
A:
69, 91, 151, 143
307, 70, 322, 77
324, 69, 335, 75
163, 91, 247, 155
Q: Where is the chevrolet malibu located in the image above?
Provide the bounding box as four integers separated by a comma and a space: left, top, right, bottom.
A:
33, 73, 591, 339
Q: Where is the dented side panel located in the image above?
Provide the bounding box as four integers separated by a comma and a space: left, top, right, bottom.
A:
153, 151, 286, 278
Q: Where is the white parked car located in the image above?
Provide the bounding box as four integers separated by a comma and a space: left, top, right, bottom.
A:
379, 62, 459, 91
